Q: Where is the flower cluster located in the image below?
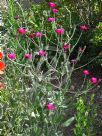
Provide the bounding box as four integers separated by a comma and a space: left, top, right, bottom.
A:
48, 2, 58, 13
0, 1, 100, 136
7, 53, 33, 60
83, 70, 97, 84
6, 2, 98, 115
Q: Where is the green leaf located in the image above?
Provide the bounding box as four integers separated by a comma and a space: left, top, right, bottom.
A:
46, 85, 52, 92
62, 117, 75, 127
82, 133, 86, 136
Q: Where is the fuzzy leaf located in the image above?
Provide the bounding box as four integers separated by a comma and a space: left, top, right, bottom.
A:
62, 117, 75, 127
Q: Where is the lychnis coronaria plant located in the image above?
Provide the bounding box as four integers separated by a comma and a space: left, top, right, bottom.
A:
0, 1, 98, 136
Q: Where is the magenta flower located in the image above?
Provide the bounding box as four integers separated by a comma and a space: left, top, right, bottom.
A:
51, 8, 58, 13
35, 32, 41, 38
55, 28, 64, 35
28, 33, 34, 38
48, 17, 55, 22
17, 28, 26, 34
14, 15, 19, 20
48, 2, 56, 8
63, 43, 70, 52
24, 53, 32, 59
83, 70, 89, 76
80, 25, 89, 31
46, 103, 55, 110
7, 53, 16, 60
90, 77, 97, 84
36, 50, 46, 56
